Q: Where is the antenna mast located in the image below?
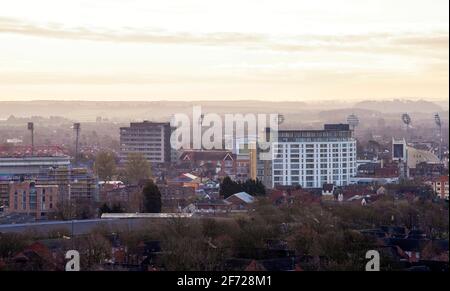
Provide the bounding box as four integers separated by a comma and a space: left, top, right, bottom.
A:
73, 123, 80, 164
27, 122, 34, 156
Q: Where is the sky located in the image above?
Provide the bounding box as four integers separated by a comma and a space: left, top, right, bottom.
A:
0, 0, 448, 102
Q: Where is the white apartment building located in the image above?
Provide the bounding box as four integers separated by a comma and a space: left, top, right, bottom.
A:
272, 124, 357, 188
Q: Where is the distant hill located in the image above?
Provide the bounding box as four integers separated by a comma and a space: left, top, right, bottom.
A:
354, 99, 444, 113
0, 99, 446, 122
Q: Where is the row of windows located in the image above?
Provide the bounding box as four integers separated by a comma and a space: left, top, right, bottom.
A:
275, 146, 354, 152
13, 190, 54, 211
273, 157, 355, 162
273, 163, 356, 169
121, 142, 164, 146
121, 139, 163, 142
121, 149, 163, 155
274, 142, 354, 148
274, 181, 349, 188
273, 175, 350, 182
274, 168, 354, 175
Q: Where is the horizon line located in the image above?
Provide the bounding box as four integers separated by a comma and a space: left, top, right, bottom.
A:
0, 97, 448, 103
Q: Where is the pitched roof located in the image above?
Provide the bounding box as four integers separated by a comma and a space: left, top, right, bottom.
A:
245, 260, 267, 271
322, 183, 334, 192
180, 150, 235, 161
182, 173, 199, 180
226, 192, 255, 203
195, 199, 231, 206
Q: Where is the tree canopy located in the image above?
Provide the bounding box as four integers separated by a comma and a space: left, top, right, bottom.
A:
93, 151, 117, 181
220, 177, 266, 198
123, 153, 152, 184
142, 180, 162, 213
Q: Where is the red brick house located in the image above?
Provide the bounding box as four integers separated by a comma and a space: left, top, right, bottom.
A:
179, 150, 237, 179
225, 192, 256, 210
427, 175, 449, 200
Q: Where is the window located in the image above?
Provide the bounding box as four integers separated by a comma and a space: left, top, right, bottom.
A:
22, 190, 27, 210
14, 191, 18, 210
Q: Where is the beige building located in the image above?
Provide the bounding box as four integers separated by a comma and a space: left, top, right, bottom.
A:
120, 121, 171, 164
9, 181, 59, 219
407, 146, 441, 169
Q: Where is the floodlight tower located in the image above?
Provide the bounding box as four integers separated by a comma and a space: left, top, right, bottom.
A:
27, 122, 34, 156
347, 113, 359, 132
434, 113, 443, 161
401, 113, 412, 139
73, 123, 80, 164
277, 114, 285, 125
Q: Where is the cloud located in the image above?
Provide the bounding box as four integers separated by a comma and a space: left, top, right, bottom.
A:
1, 17, 448, 56
0, 17, 266, 46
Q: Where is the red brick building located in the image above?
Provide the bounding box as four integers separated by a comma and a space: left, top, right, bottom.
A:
179, 150, 237, 179
8, 181, 59, 219
428, 175, 449, 200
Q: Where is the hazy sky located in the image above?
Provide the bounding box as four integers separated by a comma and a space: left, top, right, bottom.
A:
0, 0, 448, 101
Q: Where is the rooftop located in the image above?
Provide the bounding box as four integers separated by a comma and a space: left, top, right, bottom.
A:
0, 145, 69, 158
226, 192, 255, 204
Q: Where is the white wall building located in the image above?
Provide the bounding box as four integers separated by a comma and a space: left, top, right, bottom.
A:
272, 124, 357, 188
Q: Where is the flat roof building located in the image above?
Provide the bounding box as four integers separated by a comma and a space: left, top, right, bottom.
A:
8, 181, 59, 219
120, 121, 171, 164
0, 156, 71, 176
272, 124, 357, 188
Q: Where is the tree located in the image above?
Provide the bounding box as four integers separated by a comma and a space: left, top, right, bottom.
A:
0, 233, 29, 259
99, 202, 124, 215
220, 177, 266, 198
94, 151, 117, 181
219, 176, 241, 198
76, 232, 112, 270
123, 153, 152, 184
142, 180, 162, 213
241, 179, 266, 196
